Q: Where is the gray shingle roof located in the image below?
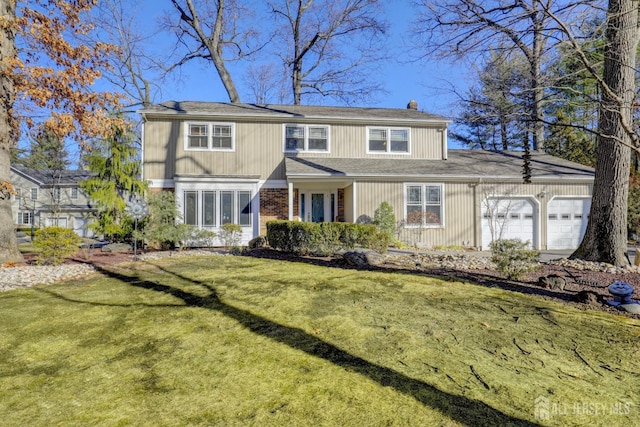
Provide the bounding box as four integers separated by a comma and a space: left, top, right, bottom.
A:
139, 101, 449, 123
11, 166, 91, 186
285, 150, 594, 180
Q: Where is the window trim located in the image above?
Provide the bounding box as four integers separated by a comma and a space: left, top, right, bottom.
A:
184, 191, 199, 225
404, 183, 444, 228
184, 121, 236, 152
283, 124, 330, 153
366, 126, 411, 155
18, 211, 33, 225
71, 187, 78, 199
30, 188, 38, 200
183, 189, 253, 228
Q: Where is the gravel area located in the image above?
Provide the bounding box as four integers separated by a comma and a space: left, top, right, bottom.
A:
0, 250, 226, 292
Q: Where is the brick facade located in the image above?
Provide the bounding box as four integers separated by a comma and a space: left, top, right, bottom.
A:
337, 189, 345, 222
259, 188, 289, 235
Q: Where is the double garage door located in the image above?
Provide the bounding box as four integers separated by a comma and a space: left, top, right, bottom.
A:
481, 197, 590, 250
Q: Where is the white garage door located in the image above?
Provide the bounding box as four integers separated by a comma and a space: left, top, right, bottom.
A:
547, 197, 591, 250
482, 198, 536, 249
73, 217, 94, 238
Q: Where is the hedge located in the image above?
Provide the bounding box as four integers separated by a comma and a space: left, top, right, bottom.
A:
266, 220, 390, 255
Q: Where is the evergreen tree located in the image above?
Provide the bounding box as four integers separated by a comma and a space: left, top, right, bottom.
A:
453, 50, 529, 151
80, 124, 146, 240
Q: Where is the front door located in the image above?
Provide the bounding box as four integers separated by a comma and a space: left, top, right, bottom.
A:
301, 191, 335, 223
311, 193, 325, 222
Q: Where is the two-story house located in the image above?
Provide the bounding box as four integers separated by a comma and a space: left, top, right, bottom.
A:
10, 166, 95, 237
139, 101, 594, 250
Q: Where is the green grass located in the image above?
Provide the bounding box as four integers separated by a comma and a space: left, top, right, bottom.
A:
0, 255, 638, 426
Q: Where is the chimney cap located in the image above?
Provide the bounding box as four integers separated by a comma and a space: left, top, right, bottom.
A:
407, 99, 418, 110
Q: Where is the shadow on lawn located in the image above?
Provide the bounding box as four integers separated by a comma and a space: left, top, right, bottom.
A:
245, 249, 581, 303
91, 263, 539, 427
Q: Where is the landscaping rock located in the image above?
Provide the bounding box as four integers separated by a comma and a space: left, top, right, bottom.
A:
342, 250, 385, 267
573, 290, 605, 305
101, 243, 132, 253
620, 303, 640, 314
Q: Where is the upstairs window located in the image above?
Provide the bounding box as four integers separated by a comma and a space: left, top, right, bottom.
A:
71, 187, 78, 199
186, 122, 235, 151
14, 188, 21, 201
284, 125, 329, 152
368, 127, 410, 154
31, 188, 38, 200
53, 187, 61, 202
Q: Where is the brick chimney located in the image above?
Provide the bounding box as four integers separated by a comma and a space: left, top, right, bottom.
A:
407, 99, 418, 110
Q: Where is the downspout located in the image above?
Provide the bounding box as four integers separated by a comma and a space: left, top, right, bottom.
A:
442, 127, 448, 160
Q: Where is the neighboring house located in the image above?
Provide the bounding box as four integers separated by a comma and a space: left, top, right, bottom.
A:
10, 166, 95, 237
139, 101, 594, 250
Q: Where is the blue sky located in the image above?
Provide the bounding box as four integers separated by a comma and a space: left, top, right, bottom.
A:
129, 0, 470, 119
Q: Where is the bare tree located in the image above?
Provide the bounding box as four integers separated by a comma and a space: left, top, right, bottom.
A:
165, 0, 264, 103
85, 0, 162, 108
243, 62, 287, 104
412, 0, 595, 151
268, 0, 387, 105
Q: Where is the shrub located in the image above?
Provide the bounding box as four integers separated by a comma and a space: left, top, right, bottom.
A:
266, 221, 390, 255
490, 239, 540, 280
248, 236, 267, 249
373, 202, 397, 236
181, 227, 217, 248
33, 226, 81, 265
219, 223, 243, 249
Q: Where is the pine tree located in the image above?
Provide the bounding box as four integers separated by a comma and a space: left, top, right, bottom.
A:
80, 124, 146, 240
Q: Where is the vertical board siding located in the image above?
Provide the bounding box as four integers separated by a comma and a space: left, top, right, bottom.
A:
355, 180, 593, 248
143, 120, 446, 181
143, 119, 179, 180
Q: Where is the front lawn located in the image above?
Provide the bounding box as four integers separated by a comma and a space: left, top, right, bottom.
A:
0, 255, 638, 426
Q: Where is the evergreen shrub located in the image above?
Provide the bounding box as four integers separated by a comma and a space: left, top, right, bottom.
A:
33, 226, 81, 265
490, 239, 540, 280
266, 221, 390, 255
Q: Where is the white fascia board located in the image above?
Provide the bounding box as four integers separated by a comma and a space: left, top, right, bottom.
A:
147, 179, 175, 188
259, 180, 288, 189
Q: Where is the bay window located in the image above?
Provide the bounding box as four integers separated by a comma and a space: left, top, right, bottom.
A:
183, 190, 252, 228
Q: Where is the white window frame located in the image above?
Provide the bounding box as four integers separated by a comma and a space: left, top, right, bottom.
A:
184, 121, 235, 152
183, 190, 253, 228
71, 187, 78, 199
283, 124, 330, 153
30, 188, 38, 200
18, 211, 33, 225
403, 183, 445, 228
53, 187, 61, 202
14, 188, 21, 201
367, 126, 411, 154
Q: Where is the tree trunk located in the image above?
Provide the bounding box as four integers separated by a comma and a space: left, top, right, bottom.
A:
0, 0, 24, 264
571, 0, 639, 267
531, 3, 544, 152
